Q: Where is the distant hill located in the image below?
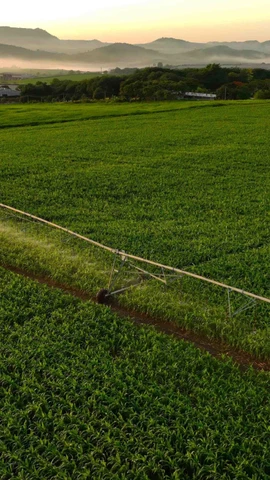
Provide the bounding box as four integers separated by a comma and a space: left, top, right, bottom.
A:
138, 37, 204, 53
0, 27, 58, 49
138, 38, 270, 56
207, 40, 270, 53
0, 42, 162, 68
58, 39, 108, 54
0, 26, 57, 41
0, 43, 66, 61
76, 43, 162, 66
176, 45, 269, 63
0, 27, 108, 54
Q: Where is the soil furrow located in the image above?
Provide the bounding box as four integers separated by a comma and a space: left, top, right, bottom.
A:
1, 262, 269, 372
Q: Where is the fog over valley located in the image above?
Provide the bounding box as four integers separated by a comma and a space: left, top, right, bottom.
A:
1, 27, 270, 72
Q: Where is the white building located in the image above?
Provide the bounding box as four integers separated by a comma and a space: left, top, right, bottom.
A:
0, 87, 20, 98
184, 92, 217, 100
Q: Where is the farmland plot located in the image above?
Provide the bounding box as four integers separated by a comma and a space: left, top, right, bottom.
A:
1, 267, 270, 479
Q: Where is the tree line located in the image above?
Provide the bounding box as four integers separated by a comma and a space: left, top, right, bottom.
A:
19, 64, 270, 102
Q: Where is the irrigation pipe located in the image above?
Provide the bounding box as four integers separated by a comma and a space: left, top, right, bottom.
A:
1, 202, 270, 305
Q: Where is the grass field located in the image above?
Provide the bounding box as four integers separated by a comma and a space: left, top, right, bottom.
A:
1, 266, 270, 479
17, 71, 101, 85
0, 68, 100, 84
0, 100, 269, 356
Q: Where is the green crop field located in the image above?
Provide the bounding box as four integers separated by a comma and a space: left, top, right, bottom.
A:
0, 100, 269, 357
0, 68, 100, 84
1, 267, 270, 479
17, 71, 101, 85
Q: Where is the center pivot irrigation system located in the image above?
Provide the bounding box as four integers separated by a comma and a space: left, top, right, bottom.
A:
1, 203, 270, 317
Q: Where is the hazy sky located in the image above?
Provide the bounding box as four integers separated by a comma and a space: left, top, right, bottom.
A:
3, 0, 270, 42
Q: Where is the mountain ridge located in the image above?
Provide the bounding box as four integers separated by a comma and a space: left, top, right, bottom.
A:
0, 27, 270, 69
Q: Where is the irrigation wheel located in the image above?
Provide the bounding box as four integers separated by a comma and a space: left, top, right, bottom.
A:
96, 288, 109, 304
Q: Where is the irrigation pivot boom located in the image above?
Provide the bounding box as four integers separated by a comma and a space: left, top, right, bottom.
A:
1, 203, 270, 312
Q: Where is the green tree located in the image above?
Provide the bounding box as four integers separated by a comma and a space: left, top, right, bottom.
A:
93, 87, 105, 100
254, 89, 270, 99
199, 64, 228, 90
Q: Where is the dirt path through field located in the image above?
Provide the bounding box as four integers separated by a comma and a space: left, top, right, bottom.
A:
2, 263, 269, 372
